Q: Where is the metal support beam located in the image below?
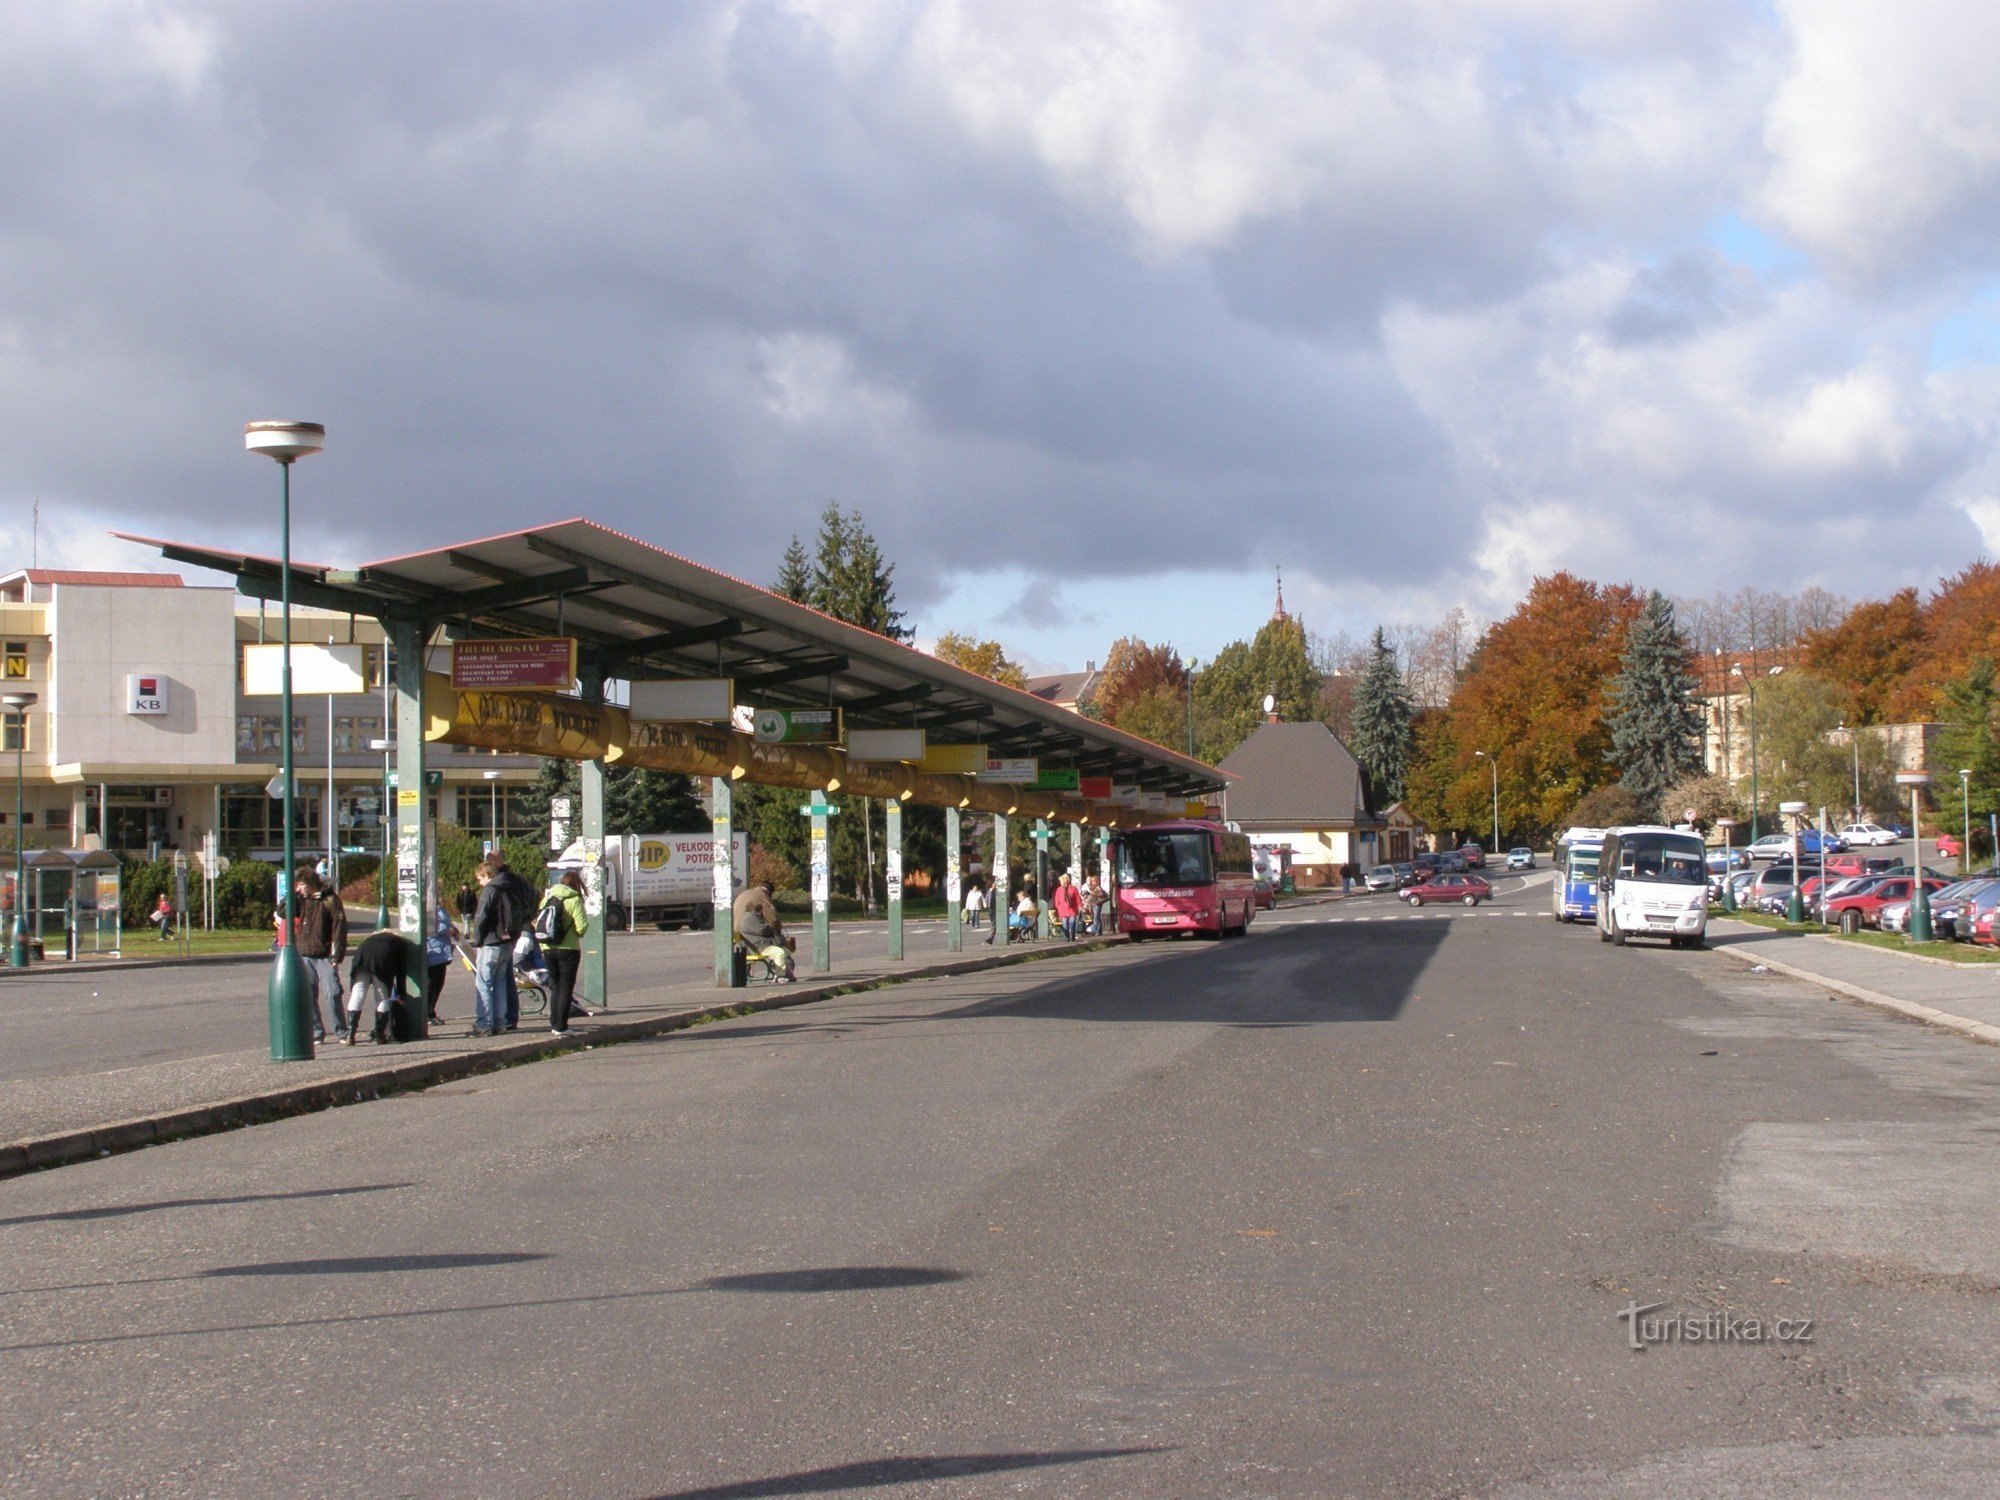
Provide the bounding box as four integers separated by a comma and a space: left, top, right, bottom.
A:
390, 620, 432, 1041
945, 805, 963, 952
992, 813, 1010, 947
607, 617, 745, 662
579, 662, 609, 1012
735, 655, 850, 692
712, 776, 738, 987
838, 683, 935, 716
886, 798, 904, 962
804, 789, 836, 973
910, 703, 995, 731
1034, 819, 1053, 940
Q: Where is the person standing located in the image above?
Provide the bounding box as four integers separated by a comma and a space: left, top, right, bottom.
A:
489, 857, 536, 1032
964, 879, 985, 930
468, 862, 512, 1038
151, 892, 173, 941
290, 867, 345, 1044
1052, 873, 1081, 941
536, 869, 589, 1035
425, 882, 458, 1025
1081, 875, 1106, 935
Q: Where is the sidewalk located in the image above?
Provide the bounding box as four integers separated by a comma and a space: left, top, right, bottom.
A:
0, 932, 1135, 1180
1708, 918, 2000, 1046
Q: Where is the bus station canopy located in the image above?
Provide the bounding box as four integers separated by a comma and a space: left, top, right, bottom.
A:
120, 518, 1225, 797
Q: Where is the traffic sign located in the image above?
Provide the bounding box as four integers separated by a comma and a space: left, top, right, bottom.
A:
386, 770, 444, 788
264, 774, 292, 800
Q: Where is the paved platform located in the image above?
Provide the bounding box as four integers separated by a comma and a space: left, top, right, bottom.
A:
0, 925, 1135, 1177
1709, 919, 2000, 1045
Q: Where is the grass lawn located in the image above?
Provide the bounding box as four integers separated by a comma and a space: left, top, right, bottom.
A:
1834, 929, 2000, 964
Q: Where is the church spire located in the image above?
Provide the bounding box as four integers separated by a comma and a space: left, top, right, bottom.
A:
1273, 565, 1287, 622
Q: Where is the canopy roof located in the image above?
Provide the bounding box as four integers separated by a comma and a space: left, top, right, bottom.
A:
118, 518, 1224, 795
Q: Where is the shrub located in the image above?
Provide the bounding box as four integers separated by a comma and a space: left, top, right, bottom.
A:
748, 843, 796, 892
215, 859, 284, 930
119, 857, 174, 928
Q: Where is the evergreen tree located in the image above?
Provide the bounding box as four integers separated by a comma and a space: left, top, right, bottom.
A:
1935, 658, 2000, 859
775, 535, 812, 602
806, 503, 909, 642
1349, 627, 1414, 806
1609, 591, 1705, 820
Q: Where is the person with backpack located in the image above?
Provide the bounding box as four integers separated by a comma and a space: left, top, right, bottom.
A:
534, 869, 589, 1035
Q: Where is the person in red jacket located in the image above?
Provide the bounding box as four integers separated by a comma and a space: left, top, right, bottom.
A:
1051, 873, 1083, 941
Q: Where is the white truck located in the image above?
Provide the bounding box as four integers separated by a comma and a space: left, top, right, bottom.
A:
553, 832, 749, 931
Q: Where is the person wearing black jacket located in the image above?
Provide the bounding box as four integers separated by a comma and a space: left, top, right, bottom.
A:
342, 929, 422, 1044
468, 862, 515, 1038
489, 859, 537, 1032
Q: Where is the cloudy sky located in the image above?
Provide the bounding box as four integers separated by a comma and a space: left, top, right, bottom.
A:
4, 0, 1998, 672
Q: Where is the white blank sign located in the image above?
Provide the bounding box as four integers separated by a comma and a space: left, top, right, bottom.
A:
243, 643, 366, 696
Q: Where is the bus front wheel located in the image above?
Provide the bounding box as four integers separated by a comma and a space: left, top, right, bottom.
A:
1610, 920, 1626, 946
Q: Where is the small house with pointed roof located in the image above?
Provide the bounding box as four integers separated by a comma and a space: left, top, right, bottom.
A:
1217, 719, 1382, 886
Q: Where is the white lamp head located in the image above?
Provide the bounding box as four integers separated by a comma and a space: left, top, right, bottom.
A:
244, 421, 326, 462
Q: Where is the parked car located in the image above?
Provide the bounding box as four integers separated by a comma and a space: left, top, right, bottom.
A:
1393, 861, 1421, 888
1822, 852, 1868, 880
1364, 864, 1401, 893
1706, 847, 1751, 873
1749, 830, 1838, 861
1401, 872, 1493, 907
1506, 847, 1536, 870
1825, 877, 1947, 933
1717, 869, 1758, 907
1746, 865, 1799, 912
1437, 850, 1468, 873
1839, 822, 1899, 847
1810, 874, 1892, 922
1937, 832, 1964, 859
1917, 879, 1999, 940
1746, 834, 1792, 861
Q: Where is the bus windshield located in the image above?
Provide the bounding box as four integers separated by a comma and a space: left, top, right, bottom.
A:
1116, 831, 1215, 887
1614, 832, 1705, 886
1567, 847, 1600, 881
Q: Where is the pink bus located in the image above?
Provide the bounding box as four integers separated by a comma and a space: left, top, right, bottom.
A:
1113, 821, 1259, 939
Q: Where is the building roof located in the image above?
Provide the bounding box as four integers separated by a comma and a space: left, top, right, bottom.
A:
4, 569, 183, 588
1024, 666, 1100, 711
1218, 720, 1375, 828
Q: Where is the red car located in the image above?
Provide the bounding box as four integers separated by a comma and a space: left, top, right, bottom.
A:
1821, 853, 1867, 880
1402, 872, 1493, 907
1825, 877, 1946, 933
1937, 833, 1963, 859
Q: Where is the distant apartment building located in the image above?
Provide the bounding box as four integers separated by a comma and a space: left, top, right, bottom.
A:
0, 568, 536, 861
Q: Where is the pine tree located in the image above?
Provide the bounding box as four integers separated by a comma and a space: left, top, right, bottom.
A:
1609, 591, 1705, 820
775, 535, 812, 602
1935, 658, 2000, 858
1350, 627, 1414, 806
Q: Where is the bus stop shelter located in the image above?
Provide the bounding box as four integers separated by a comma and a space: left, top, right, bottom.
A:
124, 519, 1226, 1040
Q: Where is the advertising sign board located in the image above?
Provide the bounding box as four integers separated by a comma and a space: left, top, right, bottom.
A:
450, 638, 577, 691
753, 707, 841, 744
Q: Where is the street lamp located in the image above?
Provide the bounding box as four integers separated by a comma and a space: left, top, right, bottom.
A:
1779, 800, 1808, 923
1896, 770, 1933, 942
1961, 768, 1973, 876
483, 769, 501, 855
1837, 723, 1862, 825
1473, 750, 1499, 852
245, 419, 324, 1061
1731, 663, 1784, 840
4, 689, 36, 968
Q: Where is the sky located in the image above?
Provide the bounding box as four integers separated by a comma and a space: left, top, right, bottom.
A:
5, 0, 2000, 676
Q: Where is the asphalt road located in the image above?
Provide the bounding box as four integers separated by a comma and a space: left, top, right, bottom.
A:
4, 875, 1999, 1497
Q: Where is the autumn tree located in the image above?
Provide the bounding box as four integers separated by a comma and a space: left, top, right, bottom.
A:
1416, 573, 1644, 843
1740, 670, 1895, 827
1095, 637, 1189, 726
933, 631, 1027, 688
1801, 588, 1921, 725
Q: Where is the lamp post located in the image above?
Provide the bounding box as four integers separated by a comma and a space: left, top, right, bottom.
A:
483, 769, 501, 855
1474, 749, 1499, 852
1961, 768, 1973, 876
1897, 770, 1933, 942
1837, 723, 1861, 824
1780, 800, 1807, 923
1731, 663, 1784, 840
5, 690, 36, 968
245, 420, 324, 1061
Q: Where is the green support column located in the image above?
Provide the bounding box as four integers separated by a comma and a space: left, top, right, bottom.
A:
886, 797, 904, 961
390, 620, 431, 1041
1033, 819, 1053, 940
992, 812, 1010, 944
713, 775, 738, 987
803, 789, 838, 973
945, 805, 963, 951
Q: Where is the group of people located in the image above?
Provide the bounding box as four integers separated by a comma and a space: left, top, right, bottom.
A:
965, 871, 1107, 944
277, 854, 593, 1049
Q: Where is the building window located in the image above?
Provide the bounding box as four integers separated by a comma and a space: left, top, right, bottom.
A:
1, 711, 25, 753
3, 642, 27, 680
43, 806, 70, 832
235, 715, 305, 756
332, 716, 384, 753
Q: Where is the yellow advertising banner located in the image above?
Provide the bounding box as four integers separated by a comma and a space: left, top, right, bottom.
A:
918, 743, 987, 775
425, 673, 626, 762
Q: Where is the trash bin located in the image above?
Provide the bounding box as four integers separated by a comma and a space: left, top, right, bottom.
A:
730, 942, 747, 988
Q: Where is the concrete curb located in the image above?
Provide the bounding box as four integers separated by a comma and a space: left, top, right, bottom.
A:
1711, 939, 2000, 1049
0, 950, 273, 978
0, 934, 1131, 1181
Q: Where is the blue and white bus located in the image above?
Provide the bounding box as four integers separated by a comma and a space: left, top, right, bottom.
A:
1552, 827, 1604, 923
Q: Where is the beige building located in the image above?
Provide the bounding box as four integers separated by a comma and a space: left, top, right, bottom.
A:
1, 568, 535, 862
